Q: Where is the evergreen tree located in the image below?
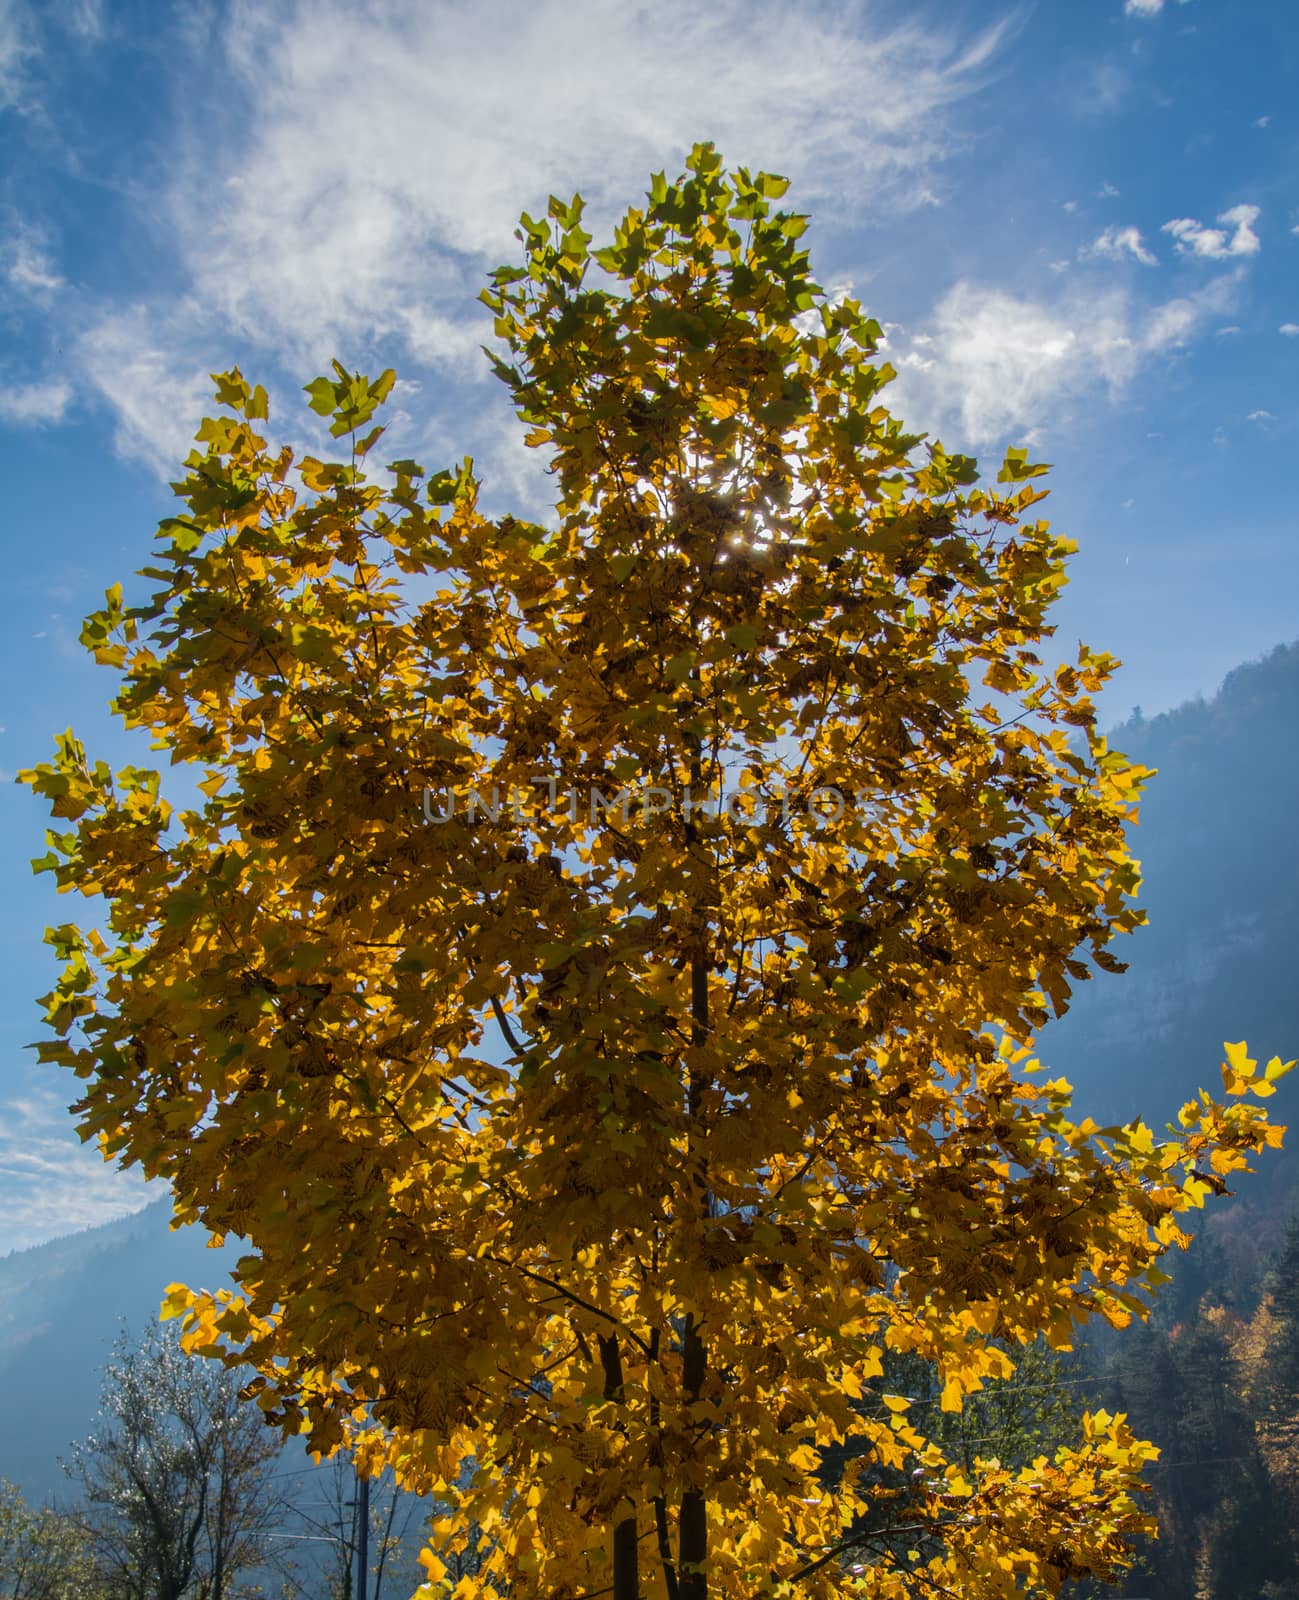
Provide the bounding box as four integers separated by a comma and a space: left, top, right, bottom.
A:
1258, 1211, 1299, 1437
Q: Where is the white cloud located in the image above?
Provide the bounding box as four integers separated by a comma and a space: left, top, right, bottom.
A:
396, 305, 490, 371
1097, 181, 1121, 199
1079, 61, 1130, 114
1254, 114, 1270, 128
4, 219, 63, 294
57, 0, 105, 38
0, 0, 107, 109
0, 1090, 154, 1256
1062, 200, 1079, 214
1281, 323, 1299, 338
1124, 0, 1163, 15
888, 272, 1236, 446
165, 0, 1010, 366
0, 379, 72, 424
0, 0, 33, 107
1246, 410, 1274, 422
1215, 325, 1241, 335
66, 0, 1014, 477
75, 305, 218, 474
73, 299, 503, 491
1085, 224, 1157, 266
1162, 203, 1261, 260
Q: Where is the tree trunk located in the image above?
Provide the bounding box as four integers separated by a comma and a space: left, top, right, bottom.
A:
678, 1309, 708, 1600
599, 1332, 641, 1600
356, 1471, 370, 1600
679, 951, 711, 1600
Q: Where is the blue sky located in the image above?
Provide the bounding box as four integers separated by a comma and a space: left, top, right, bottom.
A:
1, 0, 1296, 1254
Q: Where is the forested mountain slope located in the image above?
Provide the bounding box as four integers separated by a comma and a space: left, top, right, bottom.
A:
1043, 640, 1299, 1176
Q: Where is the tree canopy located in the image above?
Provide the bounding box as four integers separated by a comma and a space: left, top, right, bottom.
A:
23, 144, 1291, 1599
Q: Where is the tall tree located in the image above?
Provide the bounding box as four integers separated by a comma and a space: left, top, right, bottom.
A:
24, 145, 1291, 1599
65, 1320, 284, 1600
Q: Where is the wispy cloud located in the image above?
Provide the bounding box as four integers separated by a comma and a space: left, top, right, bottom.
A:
1124, 0, 1163, 16
0, 0, 34, 108
3, 219, 63, 294
1280, 323, 1299, 338
75, 304, 227, 474
0, 1089, 154, 1256
168, 0, 1009, 363
56, 0, 104, 39
0, 379, 72, 425
1163, 203, 1261, 260
888, 272, 1236, 447
1085, 225, 1158, 266
70, 0, 1013, 477
0, 0, 105, 110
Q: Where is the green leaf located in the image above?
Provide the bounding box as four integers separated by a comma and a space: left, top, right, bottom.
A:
158, 518, 205, 553
211, 369, 250, 409
163, 891, 208, 928
686, 142, 723, 175
832, 971, 870, 1002
304, 377, 337, 417
998, 446, 1051, 484
664, 650, 696, 684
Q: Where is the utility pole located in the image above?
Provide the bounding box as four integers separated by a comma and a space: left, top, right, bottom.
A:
356, 1469, 370, 1600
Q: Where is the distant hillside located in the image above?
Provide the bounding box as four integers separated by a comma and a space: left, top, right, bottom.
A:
0, 1200, 242, 1504
1042, 639, 1299, 1225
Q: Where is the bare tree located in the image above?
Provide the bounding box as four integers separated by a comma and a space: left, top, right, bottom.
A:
274, 1458, 426, 1600
65, 1318, 285, 1600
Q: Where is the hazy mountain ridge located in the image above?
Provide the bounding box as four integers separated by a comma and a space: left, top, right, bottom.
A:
1042, 639, 1299, 1142
0, 1200, 242, 1503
